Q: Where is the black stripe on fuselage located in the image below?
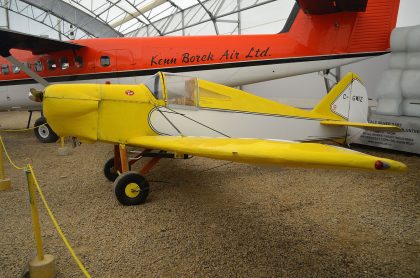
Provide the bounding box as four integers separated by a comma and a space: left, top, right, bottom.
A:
299, 136, 345, 142
0, 51, 387, 86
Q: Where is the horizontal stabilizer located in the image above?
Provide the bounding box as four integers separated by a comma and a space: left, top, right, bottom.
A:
127, 136, 406, 172
0, 28, 84, 56
320, 120, 402, 132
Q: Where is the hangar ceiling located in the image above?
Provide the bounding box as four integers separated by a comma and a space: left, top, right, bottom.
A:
0, 0, 282, 39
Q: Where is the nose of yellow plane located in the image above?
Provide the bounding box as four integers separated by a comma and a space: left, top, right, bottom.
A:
43, 84, 101, 141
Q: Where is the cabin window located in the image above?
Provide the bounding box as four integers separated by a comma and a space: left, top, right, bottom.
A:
34, 60, 43, 72
23, 62, 31, 69
1, 64, 9, 75
75, 56, 83, 68
60, 57, 69, 70
100, 56, 111, 67
47, 59, 56, 70
12, 65, 20, 74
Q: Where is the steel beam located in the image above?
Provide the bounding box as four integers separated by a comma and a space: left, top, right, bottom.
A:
19, 0, 121, 37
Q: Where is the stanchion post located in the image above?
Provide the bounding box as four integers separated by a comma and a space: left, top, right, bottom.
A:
58, 137, 70, 156
25, 167, 56, 278
0, 142, 11, 190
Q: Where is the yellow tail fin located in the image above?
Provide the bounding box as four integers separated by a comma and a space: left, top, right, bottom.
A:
312, 72, 370, 143
312, 72, 367, 122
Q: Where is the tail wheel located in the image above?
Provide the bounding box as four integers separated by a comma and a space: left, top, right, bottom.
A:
114, 172, 149, 206
103, 157, 119, 182
34, 117, 59, 143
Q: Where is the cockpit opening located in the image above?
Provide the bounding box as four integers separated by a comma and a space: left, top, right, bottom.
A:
144, 72, 199, 108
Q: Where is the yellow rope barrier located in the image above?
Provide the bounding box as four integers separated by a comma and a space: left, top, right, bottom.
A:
28, 165, 92, 278
0, 136, 24, 170
0, 124, 45, 132
0, 135, 91, 278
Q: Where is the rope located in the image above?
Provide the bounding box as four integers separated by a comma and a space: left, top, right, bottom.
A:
0, 136, 24, 170
0, 135, 91, 277
0, 124, 46, 132
28, 165, 92, 278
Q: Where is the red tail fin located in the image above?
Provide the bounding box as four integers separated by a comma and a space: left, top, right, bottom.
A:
289, 0, 400, 54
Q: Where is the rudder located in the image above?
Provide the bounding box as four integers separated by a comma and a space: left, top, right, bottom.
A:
312, 72, 369, 142
291, 0, 400, 54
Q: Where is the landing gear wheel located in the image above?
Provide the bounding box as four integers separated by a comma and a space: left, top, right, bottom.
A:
34, 117, 59, 143
104, 157, 119, 182
114, 172, 149, 206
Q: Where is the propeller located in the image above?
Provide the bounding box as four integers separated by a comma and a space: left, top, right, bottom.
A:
28, 88, 44, 102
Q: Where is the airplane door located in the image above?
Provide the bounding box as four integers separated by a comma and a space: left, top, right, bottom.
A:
116, 49, 136, 84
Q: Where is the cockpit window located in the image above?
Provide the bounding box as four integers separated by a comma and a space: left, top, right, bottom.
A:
164, 73, 199, 108
144, 73, 163, 99
144, 73, 199, 108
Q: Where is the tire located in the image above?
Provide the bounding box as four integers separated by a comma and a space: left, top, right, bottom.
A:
34, 117, 59, 143
114, 172, 149, 206
104, 157, 119, 182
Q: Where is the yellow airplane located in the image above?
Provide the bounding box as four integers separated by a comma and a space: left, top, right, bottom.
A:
38, 71, 407, 205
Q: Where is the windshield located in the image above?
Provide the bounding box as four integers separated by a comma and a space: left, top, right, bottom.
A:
144, 73, 163, 99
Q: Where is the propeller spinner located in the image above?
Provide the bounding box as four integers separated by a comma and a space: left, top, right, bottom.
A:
29, 88, 44, 102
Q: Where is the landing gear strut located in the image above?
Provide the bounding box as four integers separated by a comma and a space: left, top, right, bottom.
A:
105, 144, 190, 206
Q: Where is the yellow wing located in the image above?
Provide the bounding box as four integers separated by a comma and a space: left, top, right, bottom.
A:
320, 120, 402, 132
126, 136, 407, 172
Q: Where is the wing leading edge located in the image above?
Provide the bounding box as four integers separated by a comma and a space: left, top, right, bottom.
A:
127, 136, 407, 172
